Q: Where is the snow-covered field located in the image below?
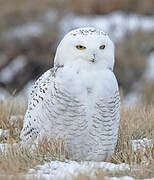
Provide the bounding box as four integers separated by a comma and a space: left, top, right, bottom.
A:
27, 160, 130, 180
0, 149, 152, 180
0, 107, 153, 178
0, 11, 154, 180
60, 11, 154, 42
1, 11, 154, 104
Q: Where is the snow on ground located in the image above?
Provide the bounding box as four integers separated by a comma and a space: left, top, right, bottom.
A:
144, 52, 154, 81
0, 132, 153, 179
0, 55, 28, 101
109, 177, 154, 180
0, 12, 153, 179
15, 139, 154, 179
2, 11, 154, 43
3, 22, 44, 41
123, 91, 141, 107
43, 10, 59, 25
0, 159, 153, 180
60, 11, 154, 42
9, 115, 24, 130
27, 160, 130, 180
2, 10, 59, 42
26, 137, 154, 179
0, 143, 9, 153
131, 138, 153, 153
1, 11, 154, 102
0, 89, 7, 101
123, 51, 154, 107
0, 129, 8, 137
0, 56, 27, 83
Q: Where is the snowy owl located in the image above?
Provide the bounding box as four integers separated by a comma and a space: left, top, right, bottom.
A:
20, 27, 120, 162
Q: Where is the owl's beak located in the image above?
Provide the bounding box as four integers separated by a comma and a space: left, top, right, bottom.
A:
90, 53, 96, 63
90, 58, 95, 63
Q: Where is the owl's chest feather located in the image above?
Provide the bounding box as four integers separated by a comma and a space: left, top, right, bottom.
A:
55, 68, 117, 104
52, 69, 118, 131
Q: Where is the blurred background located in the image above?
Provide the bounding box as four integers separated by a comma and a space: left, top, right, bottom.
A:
0, 0, 154, 105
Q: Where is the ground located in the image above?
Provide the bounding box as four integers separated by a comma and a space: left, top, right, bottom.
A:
0, 99, 153, 179
0, 1, 154, 179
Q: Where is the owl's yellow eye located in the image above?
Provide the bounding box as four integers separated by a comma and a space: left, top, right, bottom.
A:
100, 45, 105, 49
76, 45, 86, 50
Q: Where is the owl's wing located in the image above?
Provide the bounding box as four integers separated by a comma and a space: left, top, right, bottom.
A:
20, 68, 55, 143
28, 69, 54, 104
96, 90, 120, 134
88, 83, 120, 161
95, 71, 120, 138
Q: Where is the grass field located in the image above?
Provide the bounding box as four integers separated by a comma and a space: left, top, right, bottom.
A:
0, 99, 153, 179
0, 0, 154, 179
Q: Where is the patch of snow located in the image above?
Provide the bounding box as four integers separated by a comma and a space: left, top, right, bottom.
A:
60, 11, 154, 42
9, 115, 24, 121
108, 177, 154, 180
1, 174, 154, 180
9, 115, 24, 127
131, 138, 153, 153
0, 143, 21, 155
123, 91, 141, 107
130, 138, 153, 164
0, 129, 9, 137
0, 88, 13, 101
43, 10, 59, 24
108, 176, 135, 180
0, 56, 27, 83
27, 160, 130, 180
144, 52, 154, 81
123, 51, 154, 107
0, 90, 5, 101
3, 22, 44, 41
0, 143, 9, 153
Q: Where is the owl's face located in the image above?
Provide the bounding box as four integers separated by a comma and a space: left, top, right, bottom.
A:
54, 27, 115, 71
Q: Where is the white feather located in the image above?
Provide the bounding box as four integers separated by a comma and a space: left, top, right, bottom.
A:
20, 27, 120, 161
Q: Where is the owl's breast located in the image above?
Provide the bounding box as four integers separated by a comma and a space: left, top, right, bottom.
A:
42, 68, 120, 160
53, 68, 119, 131
55, 68, 118, 102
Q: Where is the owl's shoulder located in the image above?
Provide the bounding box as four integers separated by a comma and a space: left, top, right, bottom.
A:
28, 69, 54, 102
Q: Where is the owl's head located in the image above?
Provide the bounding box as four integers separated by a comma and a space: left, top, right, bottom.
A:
54, 27, 115, 71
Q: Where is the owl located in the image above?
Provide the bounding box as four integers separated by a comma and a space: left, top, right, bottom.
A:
20, 27, 120, 162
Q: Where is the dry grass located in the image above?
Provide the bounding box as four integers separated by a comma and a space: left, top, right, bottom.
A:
141, 82, 154, 105
0, 99, 154, 179
0, 168, 105, 180
0, 0, 68, 31
0, 100, 68, 177
112, 105, 154, 178
114, 31, 154, 94
0, 139, 66, 175
0, 0, 153, 32
2, 0, 153, 18
68, 0, 154, 15
1, 0, 154, 98
0, 100, 26, 143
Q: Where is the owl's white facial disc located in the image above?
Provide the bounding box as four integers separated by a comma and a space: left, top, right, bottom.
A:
54, 27, 115, 71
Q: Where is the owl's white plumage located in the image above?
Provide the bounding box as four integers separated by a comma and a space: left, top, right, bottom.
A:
20, 27, 120, 161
